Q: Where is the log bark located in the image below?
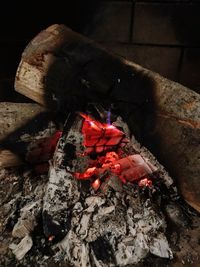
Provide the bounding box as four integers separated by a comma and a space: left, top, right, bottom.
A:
14, 24, 200, 212
0, 102, 57, 168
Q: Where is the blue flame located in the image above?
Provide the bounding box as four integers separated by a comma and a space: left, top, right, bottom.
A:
107, 109, 111, 125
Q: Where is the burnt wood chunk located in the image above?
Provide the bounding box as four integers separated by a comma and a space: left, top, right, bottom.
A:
14, 24, 200, 212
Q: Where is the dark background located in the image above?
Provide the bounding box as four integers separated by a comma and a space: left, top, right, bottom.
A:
0, 0, 200, 96
0, 0, 99, 78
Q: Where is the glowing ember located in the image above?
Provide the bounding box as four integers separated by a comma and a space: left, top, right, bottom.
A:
48, 235, 55, 241
92, 178, 101, 191
138, 178, 153, 187
72, 113, 155, 191
80, 113, 125, 154
74, 167, 97, 180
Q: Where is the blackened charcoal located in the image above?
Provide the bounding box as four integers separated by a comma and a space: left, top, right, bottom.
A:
90, 236, 115, 263
63, 143, 76, 167
42, 211, 70, 242
63, 143, 76, 160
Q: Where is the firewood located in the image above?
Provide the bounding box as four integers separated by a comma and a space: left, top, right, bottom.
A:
0, 102, 44, 167
0, 102, 57, 168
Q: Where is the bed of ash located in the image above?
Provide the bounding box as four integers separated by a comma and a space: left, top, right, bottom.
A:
0, 112, 200, 267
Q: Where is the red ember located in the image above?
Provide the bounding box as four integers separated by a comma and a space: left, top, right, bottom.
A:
81, 113, 125, 154
138, 178, 153, 187
92, 178, 101, 191
74, 114, 154, 191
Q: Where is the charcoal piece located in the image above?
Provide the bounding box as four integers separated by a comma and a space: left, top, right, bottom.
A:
63, 143, 76, 161
90, 237, 114, 263
43, 210, 70, 242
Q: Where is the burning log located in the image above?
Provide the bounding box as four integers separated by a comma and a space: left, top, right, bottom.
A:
14, 24, 200, 212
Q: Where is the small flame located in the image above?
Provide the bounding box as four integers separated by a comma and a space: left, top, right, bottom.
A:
107, 109, 111, 125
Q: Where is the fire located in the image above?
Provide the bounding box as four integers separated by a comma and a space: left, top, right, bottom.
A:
80, 113, 125, 154
70, 114, 155, 191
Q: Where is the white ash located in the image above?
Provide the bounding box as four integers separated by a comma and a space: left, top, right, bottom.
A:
54, 188, 172, 266
9, 111, 179, 265
12, 199, 42, 238
3, 176, 46, 260
42, 115, 85, 239
9, 234, 33, 261
42, 163, 80, 236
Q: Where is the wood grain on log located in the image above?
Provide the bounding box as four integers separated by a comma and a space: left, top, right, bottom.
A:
14, 24, 200, 212
0, 149, 23, 168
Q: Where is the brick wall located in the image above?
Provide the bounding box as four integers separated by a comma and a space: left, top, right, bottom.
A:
84, 0, 200, 94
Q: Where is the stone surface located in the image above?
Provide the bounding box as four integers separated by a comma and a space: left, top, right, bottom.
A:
180, 48, 200, 94
133, 3, 200, 45
103, 43, 181, 80
85, 1, 132, 42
